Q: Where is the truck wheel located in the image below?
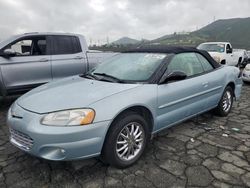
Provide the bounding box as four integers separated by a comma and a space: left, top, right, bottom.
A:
101, 112, 149, 168
221, 60, 226, 65
236, 58, 242, 67
214, 86, 233, 117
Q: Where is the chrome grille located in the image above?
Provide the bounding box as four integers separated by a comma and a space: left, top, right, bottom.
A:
10, 128, 33, 150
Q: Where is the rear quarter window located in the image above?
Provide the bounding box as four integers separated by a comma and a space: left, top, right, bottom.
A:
196, 53, 214, 72
168, 53, 204, 77
52, 36, 81, 55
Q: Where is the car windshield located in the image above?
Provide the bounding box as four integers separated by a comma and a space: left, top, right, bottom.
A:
198, 44, 225, 53
90, 53, 167, 82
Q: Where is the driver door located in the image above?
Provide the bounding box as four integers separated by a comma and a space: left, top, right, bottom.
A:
156, 53, 207, 131
225, 44, 236, 66
0, 35, 52, 93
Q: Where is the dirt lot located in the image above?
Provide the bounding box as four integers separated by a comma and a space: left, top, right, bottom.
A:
0, 84, 250, 188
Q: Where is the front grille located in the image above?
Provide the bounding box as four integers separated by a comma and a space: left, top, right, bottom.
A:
10, 128, 33, 150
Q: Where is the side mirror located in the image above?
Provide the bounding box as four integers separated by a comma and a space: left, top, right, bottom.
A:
3, 49, 16, 57
159, 71, 187, 84
226, 48, 232, 54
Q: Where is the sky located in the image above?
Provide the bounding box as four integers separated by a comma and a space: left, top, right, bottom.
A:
0, 0, 250, 44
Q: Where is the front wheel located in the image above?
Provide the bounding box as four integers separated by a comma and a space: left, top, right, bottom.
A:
101, 112, 149, 168
214, 86, 234, 116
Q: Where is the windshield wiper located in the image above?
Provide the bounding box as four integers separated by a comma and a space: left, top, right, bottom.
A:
93, 73, 124, 83
80, 73, 99, 80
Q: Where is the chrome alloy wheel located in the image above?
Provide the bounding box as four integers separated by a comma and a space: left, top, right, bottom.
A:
222, 91, 232, 112
116, 122, 145, 161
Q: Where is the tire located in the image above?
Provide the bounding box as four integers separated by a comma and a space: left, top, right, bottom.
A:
239, 58, 242, 64
214, 86, 234, 117
236, 58, 242, 67
101, 112, 149, 168
221, 60, 226, 65
243, 80, 250, 85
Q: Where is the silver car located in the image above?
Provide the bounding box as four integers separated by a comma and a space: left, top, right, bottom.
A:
0, 32, 115, 96
7, 46, 242, 168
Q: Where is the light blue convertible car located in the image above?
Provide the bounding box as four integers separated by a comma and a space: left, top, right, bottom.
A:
7, 46, 242, 168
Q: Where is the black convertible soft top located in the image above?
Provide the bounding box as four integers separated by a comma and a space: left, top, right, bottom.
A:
125, 45, 221, 68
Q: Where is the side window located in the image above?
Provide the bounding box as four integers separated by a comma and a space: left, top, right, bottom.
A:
9, 40, 32, 56
72, 36, 82, 53
52, 36, 81, 55
226, 44, 232, 53
4, 36, 47, 56
167, 53, 204, 77
196, 53, 214, 72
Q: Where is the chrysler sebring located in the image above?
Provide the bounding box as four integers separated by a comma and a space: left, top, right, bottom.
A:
7, 46, 242, 168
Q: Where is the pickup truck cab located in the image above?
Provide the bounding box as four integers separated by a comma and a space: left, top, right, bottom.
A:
197, 42, 240, 66
0, 32, 116, 97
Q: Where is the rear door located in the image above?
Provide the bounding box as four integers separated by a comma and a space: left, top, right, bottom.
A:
50, 35, 87, 80
0, 35, 51, 93
156, 52, 221, 131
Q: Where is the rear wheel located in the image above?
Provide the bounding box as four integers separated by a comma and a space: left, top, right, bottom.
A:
101, 112, 149, 168
214, 86, 233, 116
221, 60, 226, 65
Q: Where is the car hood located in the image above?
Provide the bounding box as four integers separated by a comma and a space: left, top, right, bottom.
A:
17, 76, 141, 114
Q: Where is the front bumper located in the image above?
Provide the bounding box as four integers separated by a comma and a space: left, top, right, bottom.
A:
7, 104, 110, 161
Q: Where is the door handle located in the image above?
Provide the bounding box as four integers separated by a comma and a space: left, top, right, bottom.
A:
74, 56, 83, 60
39, 58, 49, 62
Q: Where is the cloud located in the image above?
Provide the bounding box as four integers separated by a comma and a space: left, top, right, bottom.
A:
0, 0, 249, 44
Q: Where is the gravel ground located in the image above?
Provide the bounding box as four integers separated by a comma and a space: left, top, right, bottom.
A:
0, 84, 250, 188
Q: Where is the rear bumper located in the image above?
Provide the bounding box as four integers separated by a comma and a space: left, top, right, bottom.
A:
7, 104, 110, 161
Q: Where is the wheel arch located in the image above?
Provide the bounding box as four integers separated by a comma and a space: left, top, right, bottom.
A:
221, 59, 226, 64
101, 105, 155, 152
226, 82, 235, 98
0, 67, 6, 97
238, 57, 242, 63
108, 105, 155, 134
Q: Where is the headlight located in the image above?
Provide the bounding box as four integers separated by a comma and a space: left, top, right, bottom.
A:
245, 68, 250, 71
41, 109, 95, 126
245, 64, 250, 71
212, 56, 221, 63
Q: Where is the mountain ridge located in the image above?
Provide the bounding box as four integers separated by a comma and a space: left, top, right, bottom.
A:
112, 37, 139, 45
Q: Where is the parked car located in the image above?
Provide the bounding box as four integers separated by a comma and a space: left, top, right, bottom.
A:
7, 46, 242, 168
0, 32, 116, 97
233, 49, 248, 68
197, 42, 242, 66
242, 64, 250, 82
247, 51, 250, 63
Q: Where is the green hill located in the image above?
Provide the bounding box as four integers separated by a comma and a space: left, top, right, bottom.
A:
152, 17, 250, 49
92, 17, 250, 51
112, 37, 139, 45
